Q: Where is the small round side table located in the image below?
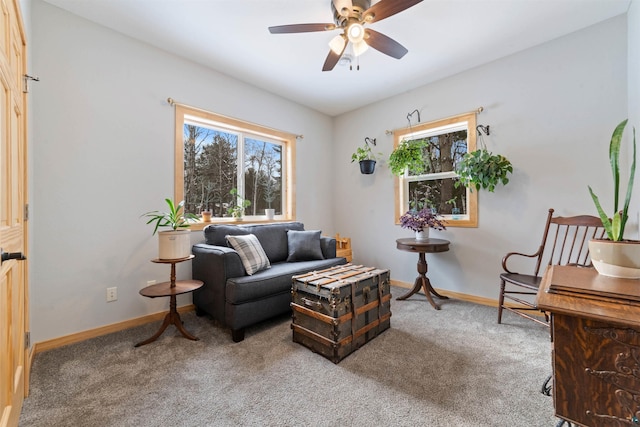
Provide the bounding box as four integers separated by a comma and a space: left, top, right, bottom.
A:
135, 255, 203, 347
396, 237, 450, 310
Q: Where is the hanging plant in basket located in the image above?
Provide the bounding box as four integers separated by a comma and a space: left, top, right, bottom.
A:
455, 149, 513, 192
351, 137, 382, 174
388, 139, 426, 176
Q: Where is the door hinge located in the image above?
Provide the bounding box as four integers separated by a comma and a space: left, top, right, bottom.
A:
24, 332, 30, 349
24, 203, 29, 221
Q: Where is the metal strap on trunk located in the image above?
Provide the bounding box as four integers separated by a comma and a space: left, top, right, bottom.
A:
292, 323, 352, 347
377, 273, 384, 324
291, 301, 353, 325
350, 279, 357, 341
293, 264, 376, 283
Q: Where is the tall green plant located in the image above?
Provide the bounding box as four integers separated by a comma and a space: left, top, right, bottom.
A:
142, 199, 198, 235
588, 119, 636, 241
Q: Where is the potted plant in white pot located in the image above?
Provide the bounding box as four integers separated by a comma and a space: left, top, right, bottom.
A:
399, 207, 447, 240
142, 198, 198, 260
388, 139, 426, 176
588, 119, 640, 278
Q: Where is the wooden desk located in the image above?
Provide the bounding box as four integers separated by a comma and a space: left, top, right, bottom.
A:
395, 238, 450, 310
536, 265, 640, 426
135, 255, 204, 347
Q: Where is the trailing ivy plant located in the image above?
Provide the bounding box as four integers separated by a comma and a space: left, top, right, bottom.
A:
455, 149, 513, 192
388, 139, 427, 176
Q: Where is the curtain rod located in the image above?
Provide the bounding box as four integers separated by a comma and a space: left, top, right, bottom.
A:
167, 98, 304, 139
385, 106, 484, 135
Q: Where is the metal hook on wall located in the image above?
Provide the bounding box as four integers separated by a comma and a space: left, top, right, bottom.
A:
406, 109, 421, 125
364, 137, 376, 147
476, 124, 490, 136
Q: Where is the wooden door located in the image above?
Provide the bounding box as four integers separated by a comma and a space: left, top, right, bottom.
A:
0, 0, 28, 426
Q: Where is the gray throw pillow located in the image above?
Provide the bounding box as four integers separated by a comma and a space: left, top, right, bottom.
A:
287, 230, 324, 262
226, 234, 271, 275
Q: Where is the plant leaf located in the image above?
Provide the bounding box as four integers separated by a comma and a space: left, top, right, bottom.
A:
620, 126, 636, 239
588, 185, 614, 240
609, 119, 627, 212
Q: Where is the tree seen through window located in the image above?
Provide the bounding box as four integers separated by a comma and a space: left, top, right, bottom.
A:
182, 123, 283, 218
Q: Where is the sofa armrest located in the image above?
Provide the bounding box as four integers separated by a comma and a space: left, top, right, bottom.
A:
320, 236, 337, 259
192, 243, 246, 322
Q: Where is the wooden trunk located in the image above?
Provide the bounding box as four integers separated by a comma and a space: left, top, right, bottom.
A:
291, 264, 391, 363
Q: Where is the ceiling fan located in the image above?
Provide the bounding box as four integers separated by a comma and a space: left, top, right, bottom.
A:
268, 0, 423, 71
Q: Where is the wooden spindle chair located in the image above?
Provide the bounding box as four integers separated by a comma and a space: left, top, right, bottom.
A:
497, 208, 605, 326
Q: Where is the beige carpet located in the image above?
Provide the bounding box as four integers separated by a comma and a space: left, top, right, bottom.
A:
19, 287, 557, 426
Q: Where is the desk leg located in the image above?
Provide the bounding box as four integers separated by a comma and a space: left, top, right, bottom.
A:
396, 252, 448, 310
135, 295, 199, 347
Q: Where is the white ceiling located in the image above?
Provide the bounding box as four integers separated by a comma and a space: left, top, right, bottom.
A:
41, 0, 631, 116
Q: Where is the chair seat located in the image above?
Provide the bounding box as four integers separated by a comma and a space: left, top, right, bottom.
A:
500, 273, 542, 290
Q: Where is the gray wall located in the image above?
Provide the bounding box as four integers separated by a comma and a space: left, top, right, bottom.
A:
29, 0, 335, 343
630, 0, 640, 227
26, 0, 635, 343
332, 15, 628, 301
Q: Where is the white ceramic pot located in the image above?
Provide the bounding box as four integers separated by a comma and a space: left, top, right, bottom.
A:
415, 229, 429, 240
158, 229, 192, 260
588, 238, 640, 279
265, 209, 275, 220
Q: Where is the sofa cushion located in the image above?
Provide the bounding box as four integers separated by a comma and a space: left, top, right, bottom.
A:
225, 234, 271, 275
250, 222, 304, 263
287, 230, 324, 261
204, 225, 250, 246
204, 222, 305, 263
226, 258, 347, 304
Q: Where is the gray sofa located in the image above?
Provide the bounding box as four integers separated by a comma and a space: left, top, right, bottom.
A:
192, 222, 347, 342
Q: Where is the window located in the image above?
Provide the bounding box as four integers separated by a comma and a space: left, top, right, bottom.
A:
174, 105, 296, 224
394, 112, 478, 227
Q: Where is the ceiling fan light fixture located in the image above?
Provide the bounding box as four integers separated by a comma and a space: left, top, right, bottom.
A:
347, 23, 365, 44
352, 40, 369, 57
329, 34, 346, 54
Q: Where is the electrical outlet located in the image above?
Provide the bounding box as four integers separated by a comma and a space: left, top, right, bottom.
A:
106, 287, 117, 302
146, 280, 156, 287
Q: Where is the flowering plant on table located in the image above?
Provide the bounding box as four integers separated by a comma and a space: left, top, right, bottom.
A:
399, 208, 447, 232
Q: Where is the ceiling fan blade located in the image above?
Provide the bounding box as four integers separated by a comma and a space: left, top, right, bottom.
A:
322, 43, 347, 72
332, 0, 353, 17
363, 0, 423, 24
364, 29, 408, 59
269, 23, 336, 34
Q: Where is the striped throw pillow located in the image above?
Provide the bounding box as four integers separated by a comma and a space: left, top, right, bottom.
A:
226, 234, 271, 276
